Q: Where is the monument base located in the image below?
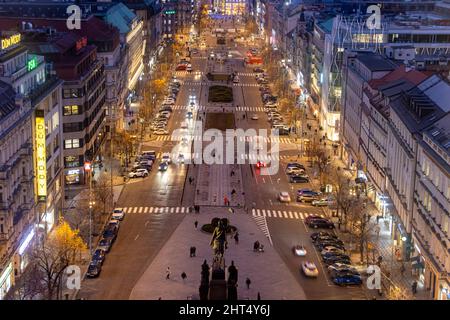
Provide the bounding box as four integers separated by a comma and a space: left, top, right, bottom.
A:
208, 279, 227, 300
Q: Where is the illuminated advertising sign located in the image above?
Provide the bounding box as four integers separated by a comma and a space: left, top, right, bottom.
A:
27, 57, 38, 71
1, 33, 21, 50
35, 111, 47, 201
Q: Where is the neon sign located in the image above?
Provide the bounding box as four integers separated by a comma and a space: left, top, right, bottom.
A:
27, 57, 38, 71
1, 33, 21, 50
35, 111, 47, 200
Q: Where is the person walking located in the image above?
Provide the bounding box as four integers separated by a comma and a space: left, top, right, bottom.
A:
194, 220, 198, 228
257, 292, 261, 300
166, 267, 171, 280
375, 225, 381, 239
234, 232, 239, 244
412, 280, 418, 294
245, 277, 251, 289
181, 272, 187, 281
400, 262, 406, 276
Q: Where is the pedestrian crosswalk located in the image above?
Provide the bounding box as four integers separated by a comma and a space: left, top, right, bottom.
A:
251, 209, 326, 221
232, 83, 259, 87
117, 206, 193, 214
253, 215, 273, 245
236, 72, 258, 76
152, 135, 295, 144
183, 82, 208, 86
170, 105, 266, 112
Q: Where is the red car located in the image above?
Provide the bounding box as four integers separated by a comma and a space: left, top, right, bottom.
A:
176, 64, 187, 71
255, 161, 266, 168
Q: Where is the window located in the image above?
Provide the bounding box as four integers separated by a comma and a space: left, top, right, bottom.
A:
63, 105, 80, 116
64, 139, 80, 149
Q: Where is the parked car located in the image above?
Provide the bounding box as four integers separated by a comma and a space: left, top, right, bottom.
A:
310, 232, 338, 241
102, 225, 118, 241
251, 114, 259, 120
290, 175, 310, 183
253, 67, 265, 73
323, 254, 351, 265
108, 219, 120, 230
307, 218, 335, 229
286, 167, 305, 175
98, 238, 113, 253
112, 208, 125, 221
86, 261, 102, 278
128, 168, 149, 178
301, 262, 319, 278
327, 263, 357, 274
321, 246, 345, 256
332, 274, 363, 286
287, 162, 306, 170
278, 191, 291, 203
92, 249, 106, 265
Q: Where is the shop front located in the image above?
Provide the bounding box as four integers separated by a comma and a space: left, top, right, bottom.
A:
0, 262, 13, 300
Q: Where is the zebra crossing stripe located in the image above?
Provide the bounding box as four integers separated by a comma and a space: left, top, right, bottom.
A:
133, 207, 138, 213
138, 207, 143, 213
257, 209, 261, 216
266, 210, 271, 217
181, 207, 185, 213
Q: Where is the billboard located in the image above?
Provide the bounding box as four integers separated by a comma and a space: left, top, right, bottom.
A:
35, 110, 47, 201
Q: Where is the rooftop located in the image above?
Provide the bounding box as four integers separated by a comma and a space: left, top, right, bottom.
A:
0, 80, 17, 120
369, 65, 430, 89
356, 52, 398, 72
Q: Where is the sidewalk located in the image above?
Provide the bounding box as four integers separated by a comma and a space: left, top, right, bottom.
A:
129, 207, 306, 300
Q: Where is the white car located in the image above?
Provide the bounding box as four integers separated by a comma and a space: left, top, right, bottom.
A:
108, 219, 120, 229
233, 76, 240, 83
327, 263, 357, 274
302, 262, 319, 277
161, 153, 171, 164
154, 129, 169, 135
112, 209, 125, 221
128, 168, 149, 178
251, 114, 259, 120
163, 99, 175, 105
278, 192, 291, 203
321, 246, 345, 255
286, 167, 305, 175
186, 64, 193, 72
293, 245, 307, 256
177, 153, 185, 164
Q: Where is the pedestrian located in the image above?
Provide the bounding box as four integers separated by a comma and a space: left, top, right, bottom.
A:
375, 225, 381, 238
189, 177, 193, 185
224, 196, 228, 206
189, 246, 194, 257
181, 272, 187, 281
234, 232, 239, 244
337, 218, 342, 230
400, 263, 406, 276
412, 281, 418, 294
231, 189, 236, 196
166, 267, 171, 279
245, 277, 251, 289
257, 292, 261, 300
376, 215, 381, 223
194, 220, 198, 228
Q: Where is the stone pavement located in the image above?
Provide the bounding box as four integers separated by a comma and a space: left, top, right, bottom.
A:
194, 164, 245, 207
129, 207, 306, 300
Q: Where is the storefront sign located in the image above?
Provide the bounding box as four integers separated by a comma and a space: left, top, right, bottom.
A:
35, 111, 47, 201
84, 161, 91, 172
1, 33, 21, 50
27, 56, 38, 71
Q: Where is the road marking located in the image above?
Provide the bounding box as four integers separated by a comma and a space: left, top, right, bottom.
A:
134, 234, 140, 241
176, 207, 180, 213
145, 221, 149, 227
149, 207, 154, 213
294, 212, 299, 219
288, 211, 293, 219
138, 207, 143, 213
133, 207, 138, 213
144, 207, 149, 213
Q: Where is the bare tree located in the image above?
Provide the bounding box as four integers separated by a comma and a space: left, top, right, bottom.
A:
93, 173, 113, 225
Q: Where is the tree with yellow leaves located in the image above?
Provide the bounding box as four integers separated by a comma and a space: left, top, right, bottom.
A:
32, 219, 86, 300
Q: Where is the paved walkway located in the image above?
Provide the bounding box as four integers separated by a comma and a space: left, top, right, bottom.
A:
129, 207, 306, 300
194, 164, 245, 207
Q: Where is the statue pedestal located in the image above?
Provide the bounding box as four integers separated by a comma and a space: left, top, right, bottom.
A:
209, 279, 227, 300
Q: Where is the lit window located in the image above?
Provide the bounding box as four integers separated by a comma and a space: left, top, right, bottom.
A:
63, 105, 80, 116
64, 139, 80, 149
